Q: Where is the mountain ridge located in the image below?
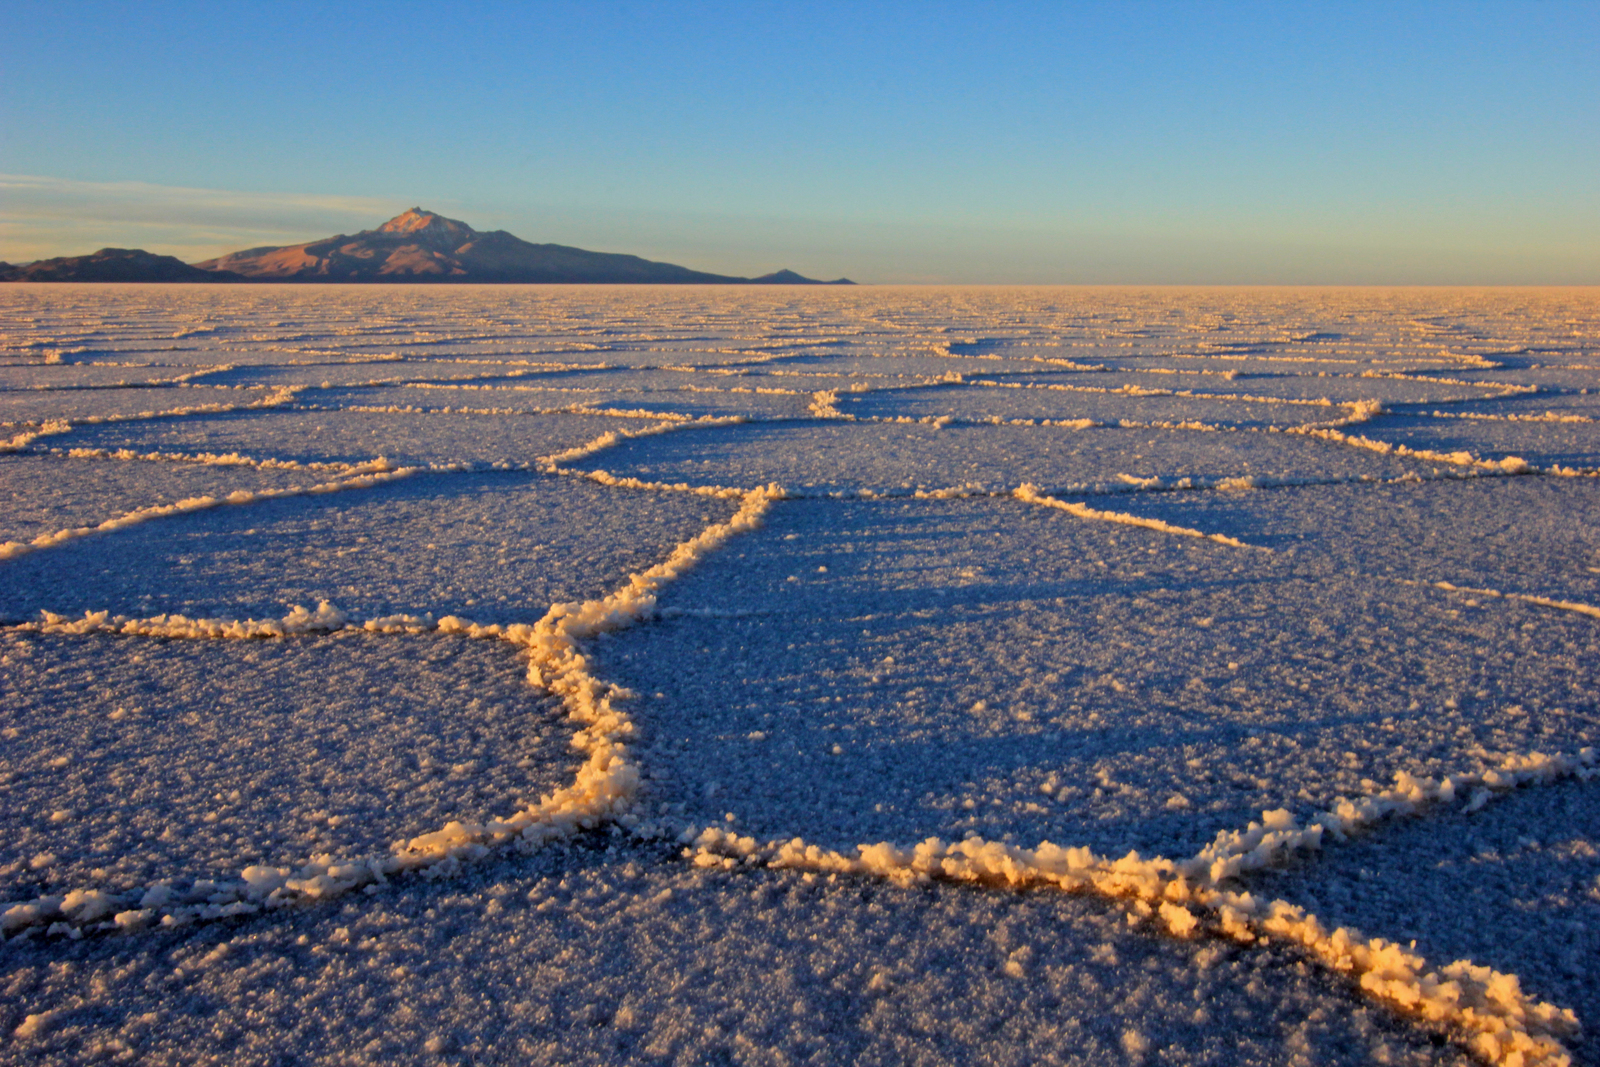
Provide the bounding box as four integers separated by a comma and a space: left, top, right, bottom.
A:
0, 248, 242, 283
1, 208, 853, 285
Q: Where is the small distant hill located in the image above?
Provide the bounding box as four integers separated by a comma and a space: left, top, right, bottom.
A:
1, 208, 854, 285
194, 208, 854, 285
0, 248, 241, 283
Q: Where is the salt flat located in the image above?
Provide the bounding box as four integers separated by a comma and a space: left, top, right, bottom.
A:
0, 284, 1597, 1066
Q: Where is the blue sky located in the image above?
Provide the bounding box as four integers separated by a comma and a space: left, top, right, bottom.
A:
3, 1, 1597, 282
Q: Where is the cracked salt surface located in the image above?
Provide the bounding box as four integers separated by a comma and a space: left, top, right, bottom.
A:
840, 383, 1342, 429
52, 407, 650, 469
0, 630, 573, 890
0, 455, 321, 548
1352, 414, 1600, 472
0, 472, 735, 624
0, 385, 282, 425
570, 419, 1429, 495
614, 497, 1600, 860
1088, 478, 1600, 605
0, 284, 1597, 1066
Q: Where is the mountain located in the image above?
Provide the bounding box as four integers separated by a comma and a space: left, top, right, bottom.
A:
0, 248, 241, 283
193, 208, 854, 284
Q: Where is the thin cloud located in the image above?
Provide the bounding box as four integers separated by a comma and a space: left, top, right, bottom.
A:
0, 175, 410, 262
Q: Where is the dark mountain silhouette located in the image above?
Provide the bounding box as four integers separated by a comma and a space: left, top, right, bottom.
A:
751, 268, 833, 284
193, 208, 854, 284
2, 208, 854, 285
0, 248, 241, 283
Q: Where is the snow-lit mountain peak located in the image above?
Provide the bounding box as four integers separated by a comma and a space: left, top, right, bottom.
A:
376, 208, 477, 240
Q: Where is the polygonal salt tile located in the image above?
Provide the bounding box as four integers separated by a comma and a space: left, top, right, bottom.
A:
49, 408, 653, 468
312, 379, 812, 421
602, 497, 1600, 858
1262, 776, 1600, 1059
1, 453, 331, 550
840, 382, 1339, 429
0, 628, 572, 893
1064, 477, 1600, 605
755, 352, 1060, 379
0, 846, 1471, 1066
1095, 354, 1467, 376
197, 361, 578, 389
567, 419, 1436, 495
0, 385, 281, 425
0, 470, 736, 624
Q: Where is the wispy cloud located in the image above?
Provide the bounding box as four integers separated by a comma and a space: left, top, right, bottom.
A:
0, 175, 407, 262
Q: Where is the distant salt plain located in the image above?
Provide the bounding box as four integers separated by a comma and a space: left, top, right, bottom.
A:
1, 284, 1597, 1066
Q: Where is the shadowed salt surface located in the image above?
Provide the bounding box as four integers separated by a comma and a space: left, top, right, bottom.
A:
0, 844, 1468, 1067
570, 420, 1429, 494
0, 472, 736, 624
1269, 777, 1600, 1055
840, 383, 1342, 428
611, 497, 1600, 858
50, 408, 650, 468
0, 385, 281, 424
978, 367, 1515, 405
1, 455, 324, 546
0, 284, 1597, 1067
0, 630, 574, 889
1354, 413, 1600, 470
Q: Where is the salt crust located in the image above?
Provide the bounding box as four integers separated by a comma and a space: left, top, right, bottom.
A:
554, 417, 1444, 497
2, 477, 782, 929
0, 458, 424, 562
46, 406, 657, 470
1012, 484, 1267, 550
681, 749, 1596, 1067
0, 384, 296, 456
3, 287, 1599, 1064
2, 475, 1592, 1064
4, 571, 1588, 1065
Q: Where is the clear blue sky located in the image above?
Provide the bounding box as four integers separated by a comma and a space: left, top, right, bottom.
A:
3, 0, 1597, 282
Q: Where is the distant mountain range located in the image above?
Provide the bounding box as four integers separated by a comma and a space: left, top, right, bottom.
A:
0, 208, 854, 285
0, 247, 226, 283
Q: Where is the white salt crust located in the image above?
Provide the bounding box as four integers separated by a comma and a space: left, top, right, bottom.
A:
0, 459, 423, 562
682, 749, 1597, 1067
2, 286, 1598, 1065
2, 476, 782, 927
3, 478, 1593, 1064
